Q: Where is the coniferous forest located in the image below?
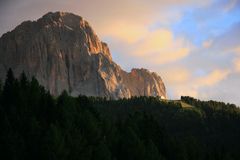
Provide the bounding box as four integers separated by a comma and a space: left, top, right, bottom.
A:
0, 69, 240, 160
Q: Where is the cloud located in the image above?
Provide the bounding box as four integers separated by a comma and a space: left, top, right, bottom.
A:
173, 86, 199, 99
165, 23, 240, 100
232, 46, 240, 72
165, 68, 230, 99
161, 67, 190, 84
166, 24, 240, 102
133, 29, 173, 54
0, 0, 212, 36
156, 67, 198, 99
152, 47, 189, 65
209, 22, 240, 52
100, 21, 148, 44
100, 2, 239, 105
103, 26, 192, 67
202, 39, 213, 48
232, 46, 240, 54
198, 72, 240, 106
196, 69, 230, 87
129, 29, 191, 65
233, 58, 240, 72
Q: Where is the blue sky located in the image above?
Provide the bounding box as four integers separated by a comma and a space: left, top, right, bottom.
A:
0, 0, 240, 105
169, 0, 240, 46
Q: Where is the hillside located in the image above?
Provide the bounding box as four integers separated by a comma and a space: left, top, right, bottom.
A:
0, 70, 239, 160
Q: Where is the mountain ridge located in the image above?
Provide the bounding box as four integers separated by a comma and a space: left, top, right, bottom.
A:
0, 11, 166, 99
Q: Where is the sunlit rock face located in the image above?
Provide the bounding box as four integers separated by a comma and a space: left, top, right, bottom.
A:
0, 11, 166, 99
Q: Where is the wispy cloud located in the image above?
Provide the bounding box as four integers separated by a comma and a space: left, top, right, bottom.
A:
196, 69, 230, 87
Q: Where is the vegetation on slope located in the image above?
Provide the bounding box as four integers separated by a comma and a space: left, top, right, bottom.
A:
0, 69, 240, 160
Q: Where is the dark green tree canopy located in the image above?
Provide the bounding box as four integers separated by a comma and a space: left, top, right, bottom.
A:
0, 70, 239, 160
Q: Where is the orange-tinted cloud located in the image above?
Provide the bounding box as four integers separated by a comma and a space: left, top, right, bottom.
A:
160, 67, 190, 84
161, 68, 231, 99
131, 29, 191, 65
196, 69, 230, 87
202, 39, 213, 48
232, 46, 240, 72
234, 58, 240, 72
99, 21, 148, 43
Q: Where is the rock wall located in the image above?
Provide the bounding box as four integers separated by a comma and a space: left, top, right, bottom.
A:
0, 12, 166, 99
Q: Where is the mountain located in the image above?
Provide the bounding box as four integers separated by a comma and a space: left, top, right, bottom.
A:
0, 11, 166, 99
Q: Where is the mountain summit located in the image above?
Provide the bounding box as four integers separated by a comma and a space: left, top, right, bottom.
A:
0, 12, 166, 99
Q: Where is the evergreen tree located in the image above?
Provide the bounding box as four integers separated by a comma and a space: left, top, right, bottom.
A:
0, 70, 240, 160
45, 124, 66, 160
92, 141, 111, 160
20, 72, 29, 90
144, 140, 164, 160
2, 68, 16, 103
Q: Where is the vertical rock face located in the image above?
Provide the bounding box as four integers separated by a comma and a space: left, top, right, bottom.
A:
0, 12, 166, 99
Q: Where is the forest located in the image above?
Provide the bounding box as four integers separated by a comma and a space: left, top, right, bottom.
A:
0, 69, 240, 160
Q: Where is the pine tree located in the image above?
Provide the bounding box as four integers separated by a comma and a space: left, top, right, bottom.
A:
45, 124, 66, 160
92, 141, 111, 160
3, 68, 15, 94
2, 68, 18, 107
20, 72, 29, 90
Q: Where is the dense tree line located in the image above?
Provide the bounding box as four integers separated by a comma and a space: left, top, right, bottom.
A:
0, 69, 240, 160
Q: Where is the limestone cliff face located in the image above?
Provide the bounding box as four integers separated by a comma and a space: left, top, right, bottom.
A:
0, 12, 166, 98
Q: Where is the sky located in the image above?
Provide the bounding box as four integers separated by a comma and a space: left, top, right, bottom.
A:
0, 0, 240, 105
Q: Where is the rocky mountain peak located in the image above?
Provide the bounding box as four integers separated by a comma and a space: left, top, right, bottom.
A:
40, 12, 86, 29
0, 11, 166, 99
